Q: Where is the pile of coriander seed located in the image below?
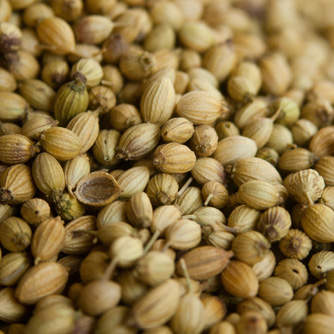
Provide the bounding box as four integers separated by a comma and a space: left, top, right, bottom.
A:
1, 0, 334, 333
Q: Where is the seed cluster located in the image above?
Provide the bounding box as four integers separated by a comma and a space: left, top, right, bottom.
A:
1, 0, 334, 333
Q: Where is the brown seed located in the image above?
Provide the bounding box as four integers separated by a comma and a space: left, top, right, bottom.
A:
109, 104, 142, 132
120, 48, 157, 81
279, 229, 312, 260
109, 236, 144, 268
134, 251, 175, 286
227, 205, 261, 233
94, 305, 132, 333
190, 125, 218, 157
308, 251, 334, 279
209, 321, 236, 334
236, 297, 275, 328
311, 290, 334, 317
92, 129, 120, 166
184, 206, 227, 231
96, 200, 128, 229
221, 261, 259, 299
229, 157, 282, 187
131, 279, 181, 329
252, 251, 276, 282
75, 171, 121, 207
70, 58, 103, 89
161, 117, 195, 144
127, 192, 153, 229
21, 113, 58, 140
266, 124, 293, 155
153, 143, 196, 174
258, 277, 293, 306
74, 15, 115, 45
203, 43, 237, 82
320, 186, 334, 210
64, 154, 90, 196
176, 91, 225, 125
140, 77, 175, 125
177, 246, 233, 281
24, 303, 75, 334
19, 79, 56, 112
116, 123, 160, 161
309, 126, 334, 158
201, 295, 226, 330
0, 252, 31, 286
0, 22, 22, 53
116, 166, 150, 199
32, 152, 65, 200
213, 136, 257, 166
0, 287, 28, 323
301, 204, 334, 243
0, 217, 32, 252
54, 77, 89, 127
170, 292, 205, 334
51, 0, 82, 21
0, 164, 36, 205
259, 53, 291, 96
41, 59, 69, 89
31, 216, 65, 264
16, 262, 69, 304
283, 169, 325, 206
67, 111, 100, 154
89, 85, 116, 114
202, 181, 228, 209
40, 127, 82, 161
151, 205, 182, 237
278, 148, 317, 172
0, 134, 39, 165
257, 206, 291, 242
165, 218, 201, 251
77, 280, 121, 316
102, 33, 129, 63
315, 156, 334, 186
255, 147, 279, 167
174, 185, 203, 214
276, 300, 308, 328
203, 228, 235, 250
274, 259, 308, 290
303, 314, 334, 334
301, 99, 334, 128
179, 21, 214, 52
235, 311, 267, 334
215, 121, 240, 140
4, 50, 40, 82
232, 231, 270, 266
53, 191, 85, 221
37, 17, 75, 55
291, 118, 317, 147
238, 180, 279, 210
79, 251, 109, 283
191, 157, 227, 185
116, 270, 147, 306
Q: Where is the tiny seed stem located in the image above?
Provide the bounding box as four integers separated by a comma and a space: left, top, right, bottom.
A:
271, 107, 282, 122
305, 192, 314, 207
143, 230, 160, 255
161, 240, 172, 252
314, 278, 327, 287
101, 80, 114, 87
177, 177, 193, 197
204, 193, 214, 206
104, 258, 118, 280
179, 258, 192, 294
182, 214, 196, 220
